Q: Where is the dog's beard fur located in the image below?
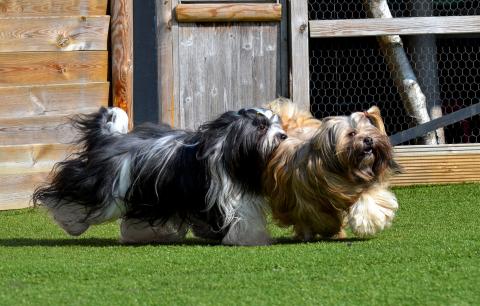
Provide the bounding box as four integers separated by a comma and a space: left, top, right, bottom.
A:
33, 107, 286, 246
265, 99, 401, 240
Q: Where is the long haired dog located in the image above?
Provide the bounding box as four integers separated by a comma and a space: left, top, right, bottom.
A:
33, 107, 287, 246
265, 99, 400, 240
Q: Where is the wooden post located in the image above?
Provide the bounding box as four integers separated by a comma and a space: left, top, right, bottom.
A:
289, 0, 310, 111
157, 0, 176, 126
110, 0, 134, 129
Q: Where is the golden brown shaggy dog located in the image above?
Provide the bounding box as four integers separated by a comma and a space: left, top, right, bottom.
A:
265, 98, 400, 240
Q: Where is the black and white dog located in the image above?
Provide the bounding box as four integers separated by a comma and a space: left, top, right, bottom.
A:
33, 107, 286, 246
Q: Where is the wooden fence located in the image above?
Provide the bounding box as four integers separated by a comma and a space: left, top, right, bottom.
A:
0, 0, 110, 210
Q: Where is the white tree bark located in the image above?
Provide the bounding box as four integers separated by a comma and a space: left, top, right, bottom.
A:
364, 0, 438, 145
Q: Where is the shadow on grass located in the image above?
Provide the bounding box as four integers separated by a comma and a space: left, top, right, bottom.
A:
0, 237, 221, 247
0, 236, 367, 247
273, 237, 368, 245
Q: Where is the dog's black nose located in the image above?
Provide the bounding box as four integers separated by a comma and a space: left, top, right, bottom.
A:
278, 133, 288, 140
363, 137, 373, 146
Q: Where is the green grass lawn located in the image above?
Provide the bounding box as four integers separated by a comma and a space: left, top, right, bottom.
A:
1, 184, 479, 305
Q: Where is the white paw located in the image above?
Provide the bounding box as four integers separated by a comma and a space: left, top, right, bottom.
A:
348, 188, 398, 237
106, 107, 129, 134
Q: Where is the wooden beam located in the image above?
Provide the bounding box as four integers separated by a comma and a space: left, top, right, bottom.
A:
110, 0, 133, 129
0, 51, 108, 85
175, 4, 282, 23
0, 82, 108, 119
0, 16, 109, 52
289, 0, 310, 110
0, 0, 108, 17
391, 144, 480, 186
310, 16, 480, 38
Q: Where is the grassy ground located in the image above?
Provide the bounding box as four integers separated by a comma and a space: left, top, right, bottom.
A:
0, 184, 479, 306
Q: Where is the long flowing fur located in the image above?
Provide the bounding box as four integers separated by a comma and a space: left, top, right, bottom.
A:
265, 99, 401, 240
33, 107, 286, 246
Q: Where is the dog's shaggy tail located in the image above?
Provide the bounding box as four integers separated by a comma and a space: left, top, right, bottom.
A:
266, 98, 321, 131
72, 106, 129, 152
32, 107, 129, 236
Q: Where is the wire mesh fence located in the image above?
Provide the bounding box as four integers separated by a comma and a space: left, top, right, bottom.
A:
308, 0, 480, 20
308, 1, 480, 144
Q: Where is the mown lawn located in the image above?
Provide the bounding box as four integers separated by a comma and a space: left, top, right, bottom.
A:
0, 184, 479, 305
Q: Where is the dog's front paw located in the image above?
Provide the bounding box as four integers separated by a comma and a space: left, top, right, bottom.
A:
348, 188, 398, 237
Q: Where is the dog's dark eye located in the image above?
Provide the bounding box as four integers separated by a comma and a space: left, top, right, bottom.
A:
349, 131, 356, 137
258, 124, 266, 131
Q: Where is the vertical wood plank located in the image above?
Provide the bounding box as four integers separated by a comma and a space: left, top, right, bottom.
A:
172, 0, 182, 127
110, 0, 133, 129
290, 0, 310, 110
278, 0, 289, 98
178, 23, 279, 129
157, 0, 175, 126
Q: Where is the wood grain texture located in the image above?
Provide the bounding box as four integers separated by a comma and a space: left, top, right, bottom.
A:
0, 51, 107, 85
0, 172, 48, 210
0, 82, 108, 118
0, 143, 72, 166
0, 0, 107, 17
310, 16, 480, 38
176, 4, 282, 23
178, 22, 279, 129
0, 16, 109, 52
289, 0, 309, 110
156, 0, 175, 126
0, 143, 72, 210
0, 115, 76, 145
391, 144, 480, 186
110, 0, 133, 129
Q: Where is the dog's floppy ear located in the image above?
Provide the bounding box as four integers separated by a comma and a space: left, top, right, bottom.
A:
366, 106, 387, 135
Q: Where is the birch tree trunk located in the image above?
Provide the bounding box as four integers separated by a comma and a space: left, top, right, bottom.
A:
363, 0, 438, 144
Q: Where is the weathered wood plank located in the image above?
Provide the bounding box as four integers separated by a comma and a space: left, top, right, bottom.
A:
157, 0, 175, 126
181, 0, 275, 2
0, 16, 109, 52
289, 0, 309, 110
0, 115, 75, 145
310, 16, 480, 38
171, 0, 181, 127
178, 23, 279, 129
111, 0, 133, 129
391, 144, 480, 186
0, 82, 108, 119
395, 143, 480, 154
0, 143, 72, 210
0, 0, 108, 17
0, 143, 71, 167
176, 4, 282, 23
0, 51, 108, 85
0, 172, 47, 210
